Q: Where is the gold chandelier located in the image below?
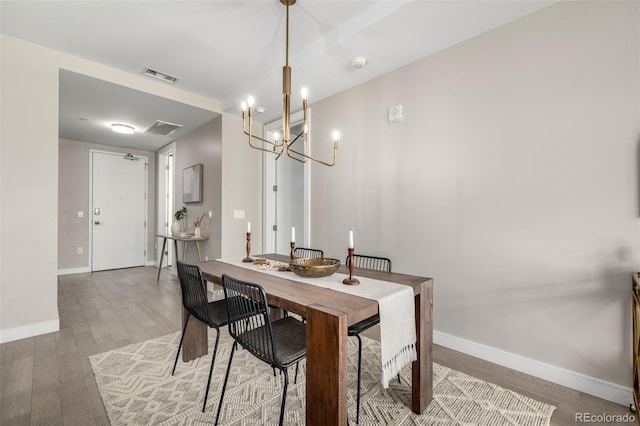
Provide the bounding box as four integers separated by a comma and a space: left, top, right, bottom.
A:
241, 0, 339, 167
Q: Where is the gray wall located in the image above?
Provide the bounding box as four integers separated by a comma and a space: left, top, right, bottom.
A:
58, 138, 157, 272
309, 0, 639, 390
174, 117, 223, 263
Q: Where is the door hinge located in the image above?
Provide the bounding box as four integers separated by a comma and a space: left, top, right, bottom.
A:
166, 165, 170, 170
144, 221, 147, 227
144, 250, 147, 256
273, 185, 278, 192
272, 225, 278, 231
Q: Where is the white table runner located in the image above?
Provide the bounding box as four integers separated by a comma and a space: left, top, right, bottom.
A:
217, 257, 416, 388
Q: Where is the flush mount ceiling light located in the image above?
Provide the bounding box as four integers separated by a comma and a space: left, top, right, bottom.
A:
241, 0, 340, 167
111, 123, 135, 134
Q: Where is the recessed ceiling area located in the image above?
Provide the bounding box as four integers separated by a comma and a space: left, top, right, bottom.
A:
59, 70, 219, 152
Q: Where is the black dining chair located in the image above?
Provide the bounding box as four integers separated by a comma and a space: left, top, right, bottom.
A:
293, 247, 324, 258
344, 254, 393, 424
172, 261, 229, 413
215, 274, 306, 426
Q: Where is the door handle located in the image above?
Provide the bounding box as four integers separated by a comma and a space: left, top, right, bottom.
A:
94, 220, 102, 225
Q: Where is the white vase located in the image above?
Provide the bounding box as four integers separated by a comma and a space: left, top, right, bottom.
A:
171, 220, 181, 235
194, 227, 201, 238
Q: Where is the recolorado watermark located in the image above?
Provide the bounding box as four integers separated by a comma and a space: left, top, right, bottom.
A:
575, 412, 636, 423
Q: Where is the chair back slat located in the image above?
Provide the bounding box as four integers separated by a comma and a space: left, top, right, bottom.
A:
222, 274, 278, 366
346, 254, 392, 273
293, 247, 324, 258
177, 261, 211, 322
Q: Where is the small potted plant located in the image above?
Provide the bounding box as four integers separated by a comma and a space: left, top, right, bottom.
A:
171, 206, 187, 235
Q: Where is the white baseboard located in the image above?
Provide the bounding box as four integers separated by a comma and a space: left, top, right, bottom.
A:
146, 260, 156, 266
0, 319, 60, 344
57, 266, 90, 275
434, 330, 632, 406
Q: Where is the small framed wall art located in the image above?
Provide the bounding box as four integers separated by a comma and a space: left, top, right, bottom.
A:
183, 163, 203, 203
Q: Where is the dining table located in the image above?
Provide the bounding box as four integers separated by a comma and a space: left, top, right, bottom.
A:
190, 254, 433, 425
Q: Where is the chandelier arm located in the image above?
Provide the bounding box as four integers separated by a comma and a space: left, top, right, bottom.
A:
244, 130, 285, 148
247, 141, 287, 155
285, 148, 306, 163
287, 143, 337, 167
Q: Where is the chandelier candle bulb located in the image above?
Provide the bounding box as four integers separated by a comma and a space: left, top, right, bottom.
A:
291, 226, 295, 243
247, 221, 251, 233
349, 229, 354, 249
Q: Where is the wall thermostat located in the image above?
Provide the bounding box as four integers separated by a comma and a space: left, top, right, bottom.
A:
388, 104, 403, 124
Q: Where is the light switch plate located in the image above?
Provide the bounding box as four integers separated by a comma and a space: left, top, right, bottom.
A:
233, 210, 245, 219
78, 211, 84, 218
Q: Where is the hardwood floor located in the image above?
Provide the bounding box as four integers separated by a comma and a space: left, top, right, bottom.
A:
0, 266, 635, 425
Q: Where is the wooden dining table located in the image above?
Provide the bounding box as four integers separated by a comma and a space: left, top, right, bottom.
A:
191, 254, 433, 425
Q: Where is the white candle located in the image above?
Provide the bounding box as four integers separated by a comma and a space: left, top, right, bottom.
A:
348, 229, 354, 249
247, 221, 251, 233
291, 226, 296, 243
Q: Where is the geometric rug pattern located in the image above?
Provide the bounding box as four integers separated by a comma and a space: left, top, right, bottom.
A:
89, 331, 555, 425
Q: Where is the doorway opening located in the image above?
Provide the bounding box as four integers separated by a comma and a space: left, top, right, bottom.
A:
157, 143, 176, 269
263, 110, 310, 254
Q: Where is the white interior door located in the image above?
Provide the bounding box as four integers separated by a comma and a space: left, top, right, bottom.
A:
91, 151, 147, 271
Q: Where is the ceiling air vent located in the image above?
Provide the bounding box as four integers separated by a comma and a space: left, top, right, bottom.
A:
143, 67, 179, 84
144, 120, 183, 136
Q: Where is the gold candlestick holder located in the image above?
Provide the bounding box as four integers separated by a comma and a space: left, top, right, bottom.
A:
242, 232, 252, 262
343, 248, 360, 285
290, 242, 296, 262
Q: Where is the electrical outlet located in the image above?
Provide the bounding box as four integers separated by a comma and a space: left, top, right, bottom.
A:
77, 210, 84, 218
208, 210, 213, 219
77, 247, 83, 255
205, 256, 209, 261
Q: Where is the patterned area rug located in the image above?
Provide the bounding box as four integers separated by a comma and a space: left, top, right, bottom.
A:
89, 331, 555, 425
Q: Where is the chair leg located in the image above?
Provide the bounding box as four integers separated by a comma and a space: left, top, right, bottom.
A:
172, 313, 191, 375
202, 327, 221, 413
294, 362, 300, 384
355, 334, 363, 424
215, 341, 237, 426
278, 367, 290, 426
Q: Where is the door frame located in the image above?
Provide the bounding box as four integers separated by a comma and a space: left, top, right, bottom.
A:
89, 149, 149, 272
157, 142, 176, 268
263, 109, 311, 253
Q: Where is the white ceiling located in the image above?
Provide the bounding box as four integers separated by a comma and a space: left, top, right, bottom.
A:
1, 0, 556, 152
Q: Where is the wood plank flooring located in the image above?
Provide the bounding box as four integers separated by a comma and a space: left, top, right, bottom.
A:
0, 266, 635, 425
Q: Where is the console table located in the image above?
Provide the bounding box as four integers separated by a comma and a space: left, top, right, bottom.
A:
156, 234, 208, 281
